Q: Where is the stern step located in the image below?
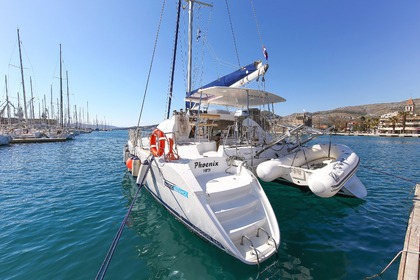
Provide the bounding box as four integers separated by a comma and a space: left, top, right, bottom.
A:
205, 174, 252, 199
212, 195, 259, 220
221, 211, 267, 242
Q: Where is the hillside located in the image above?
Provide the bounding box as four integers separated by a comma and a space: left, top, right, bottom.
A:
281, 98, 420, 124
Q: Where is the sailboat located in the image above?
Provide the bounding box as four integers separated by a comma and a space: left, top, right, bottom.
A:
125, 1, 281, 265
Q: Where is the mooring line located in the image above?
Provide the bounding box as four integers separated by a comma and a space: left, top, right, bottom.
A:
362, 164, 418, 185
96, 156, 153, 280
364, 249, 420, 279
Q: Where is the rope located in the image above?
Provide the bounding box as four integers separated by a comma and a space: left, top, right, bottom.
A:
95, 156, 154, 280
136, 0, 166, 128
250, 0, 264, 48
196, 4, 213, 93
362, 164, 418, 185
224, 0, 241, 67
364, 249, 420, 279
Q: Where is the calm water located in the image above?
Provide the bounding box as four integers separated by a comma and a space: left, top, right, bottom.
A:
0, 131, 419, 279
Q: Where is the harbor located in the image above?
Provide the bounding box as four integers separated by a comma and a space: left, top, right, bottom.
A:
1, 131, 419, 279
1, 0, 419, 279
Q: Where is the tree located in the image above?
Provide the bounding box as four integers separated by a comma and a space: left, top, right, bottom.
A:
389, 116, 399, 133
368, 117, 379, 133
398, 111, 408, 134
359, 116, 367, 132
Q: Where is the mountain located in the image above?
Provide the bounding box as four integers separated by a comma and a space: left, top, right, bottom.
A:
280, 98, 420, 124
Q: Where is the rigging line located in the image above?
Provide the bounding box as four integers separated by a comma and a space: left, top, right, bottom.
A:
196, 3, 213, 90
224, 0, 241, 67
250, 0, 264, 48
192, 5, 202, 91
203, 39, 238, 70
136, 0, 167, 128
179, 5, 188, 95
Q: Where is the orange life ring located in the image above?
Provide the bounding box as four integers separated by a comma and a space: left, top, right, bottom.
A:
166, 138, 179, 161
150, 129, 166, 157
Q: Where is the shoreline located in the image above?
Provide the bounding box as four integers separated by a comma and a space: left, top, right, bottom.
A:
333, 132, 420, 138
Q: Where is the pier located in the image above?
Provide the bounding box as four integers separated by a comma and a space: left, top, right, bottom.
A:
10, 137, 67, 144
334, 132, 420, 137
398, 183, 420, 279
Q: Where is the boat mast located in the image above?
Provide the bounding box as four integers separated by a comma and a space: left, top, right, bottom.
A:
17, 29, 28, 124
66, 70, 70, 127
50, 85, 54, 126
5, 76, 11, 126
166, 0, 182, 119
186, 1, 212, 101
86, 101, 89, 127
59, 44, 63, 128
30, 77, 35, 122
186, 0, 194, 97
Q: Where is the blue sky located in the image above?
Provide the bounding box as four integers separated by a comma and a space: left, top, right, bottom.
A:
1, 0, 419, 127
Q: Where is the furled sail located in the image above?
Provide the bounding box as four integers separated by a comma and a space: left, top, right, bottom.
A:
186, 60, 268, 109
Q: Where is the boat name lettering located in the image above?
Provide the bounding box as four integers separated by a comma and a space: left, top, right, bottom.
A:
164, 180, 188, 198
329, 172, 340, 183
194, 161, 219, 169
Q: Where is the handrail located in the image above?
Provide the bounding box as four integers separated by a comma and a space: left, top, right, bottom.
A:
257, 227, 278, 258
255, 124, 304, 157
240, 235, 260, 269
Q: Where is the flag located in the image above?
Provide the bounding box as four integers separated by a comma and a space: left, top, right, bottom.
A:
262, 46, 268, 60
196, 28, 201, 41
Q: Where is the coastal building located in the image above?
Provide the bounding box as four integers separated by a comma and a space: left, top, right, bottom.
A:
378, 98, 420, 134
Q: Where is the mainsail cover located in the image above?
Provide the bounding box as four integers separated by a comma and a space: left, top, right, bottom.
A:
186, 61, 268, 109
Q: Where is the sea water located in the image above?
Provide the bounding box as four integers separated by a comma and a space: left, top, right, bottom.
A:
0, 131, 418, 279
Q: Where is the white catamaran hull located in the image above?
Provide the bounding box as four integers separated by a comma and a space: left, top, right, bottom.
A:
125, 117, 280, 265
256, 143, 367, 198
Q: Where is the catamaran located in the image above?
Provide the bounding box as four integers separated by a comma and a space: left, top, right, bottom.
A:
124, 1, 282, 266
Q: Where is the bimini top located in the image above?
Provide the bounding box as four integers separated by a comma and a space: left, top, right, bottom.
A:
185, 86, 286, 108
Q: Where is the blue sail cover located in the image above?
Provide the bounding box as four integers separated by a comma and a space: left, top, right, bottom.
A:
186, 61, 262, 109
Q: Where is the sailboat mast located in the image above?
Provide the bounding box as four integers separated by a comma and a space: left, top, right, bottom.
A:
59, 44, 63, 128
186, 1, 194, 97
86, 101, 89, 127
50, 85, 54, 126
66, 71, 70, 127
5, 76, 11, 125
30, 77, 34, 124
17, 29, 28, 123
166, 0, 182, 119
17, 92, 21, 125
186, 1, 212, 98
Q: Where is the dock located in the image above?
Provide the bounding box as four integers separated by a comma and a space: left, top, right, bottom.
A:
10, 137, 67, 144
334, 132, 420, 137
398, 183, 420, 279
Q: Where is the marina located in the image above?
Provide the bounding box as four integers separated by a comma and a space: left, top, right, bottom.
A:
1, 1, 419, 279
0, 131, 419, 279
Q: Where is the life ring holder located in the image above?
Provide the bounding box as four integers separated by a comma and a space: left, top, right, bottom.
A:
150, 129, 166, 157
165, 137, 179, 161
149, 129, 180, 161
